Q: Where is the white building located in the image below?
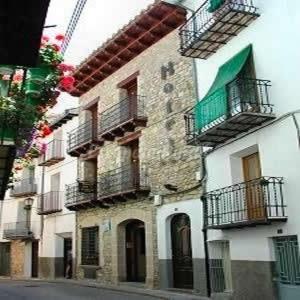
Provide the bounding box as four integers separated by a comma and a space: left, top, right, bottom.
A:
165, 0, 300, 299
0, 108, 78, 279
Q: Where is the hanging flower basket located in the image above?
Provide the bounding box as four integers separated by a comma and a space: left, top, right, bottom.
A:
27, 67, 51, 84
25, 81, 43, 98
0, 65, 14, 75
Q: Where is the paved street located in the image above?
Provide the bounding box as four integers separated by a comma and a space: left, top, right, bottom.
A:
0, 280, 160, 300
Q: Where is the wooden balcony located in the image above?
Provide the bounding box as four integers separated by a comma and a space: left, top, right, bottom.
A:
179, 0, 259, 59
3, 222, 34, 240
38, 140, 65, 167
10, 178, 37, 198
185, 78, 275, 147
67, 121, 102, 157
203, 177, 287, 229
37, 191, 63, 215
65, 181, 100, 211
97, 164, 150, 205
98, 96, 147, 141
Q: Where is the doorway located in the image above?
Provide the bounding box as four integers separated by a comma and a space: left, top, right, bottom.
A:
31, 240, 39, 278
64, 238, 72, 278
274, 236, 300, 299
242, 152, 265, 220
171, 214, 193, 289
0, 242, 10, 276
126, 220, 146, 282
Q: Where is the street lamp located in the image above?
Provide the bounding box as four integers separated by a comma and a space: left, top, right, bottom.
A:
24, 197, 34, 210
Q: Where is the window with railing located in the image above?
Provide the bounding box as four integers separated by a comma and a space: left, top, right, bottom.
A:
97, 164, 149, 199
179, 0, 259, 59
67, 120, 93, 152
38, 139, 64, 165
81, 226, 99, 266
10, 177, 37, 197
203, 177, 286, 229
37, 191, 63, 215
98, 95, 146, 135
65, 181, 96, 207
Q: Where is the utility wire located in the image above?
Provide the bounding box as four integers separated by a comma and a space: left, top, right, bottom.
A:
61, 0, 88, 54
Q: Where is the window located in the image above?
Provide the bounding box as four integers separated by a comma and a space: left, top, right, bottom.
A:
209, 240, 232, 293
81, 226, 99, 265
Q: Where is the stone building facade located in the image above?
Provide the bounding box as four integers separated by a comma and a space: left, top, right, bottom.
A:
67, 2, 202, 290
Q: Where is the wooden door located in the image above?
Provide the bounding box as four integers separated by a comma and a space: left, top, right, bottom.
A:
130, 140, 139, 188
243, 153, 265, 220
31, 240, 39, 278
126, 221, 146, 282
171, 214, 194, 289
90, 104, 98, 139
126, 80, 137, 117
64, 238, 72, 278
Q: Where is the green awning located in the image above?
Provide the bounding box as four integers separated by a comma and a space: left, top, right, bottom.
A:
195, 44, 252, 130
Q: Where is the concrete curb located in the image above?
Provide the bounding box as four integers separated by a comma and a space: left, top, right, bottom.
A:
0, 278, 209, 300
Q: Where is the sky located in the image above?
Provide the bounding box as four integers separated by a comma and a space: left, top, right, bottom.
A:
44, 0, 154, 113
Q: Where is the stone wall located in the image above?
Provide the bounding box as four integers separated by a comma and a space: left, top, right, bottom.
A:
75, 29, 201, 288
10, 241, 25, 278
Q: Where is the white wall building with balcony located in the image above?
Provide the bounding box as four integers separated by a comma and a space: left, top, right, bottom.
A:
173, 0, 300, 299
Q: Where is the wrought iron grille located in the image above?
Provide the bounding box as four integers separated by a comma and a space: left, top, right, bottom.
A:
203, 177, 286, 229
37, 191, 63, 214
81, 226, 99, 265
3, 222, 33, 239
97, 164, 149, 199
10, 177, 37, 197
99, 96, 146, 134
274, 236, 300, 285
65, 181, 96, 207
179, 0, 258, 58
67, 120, 93, 152
38, 139, 64, 164
185, 78, 272, 143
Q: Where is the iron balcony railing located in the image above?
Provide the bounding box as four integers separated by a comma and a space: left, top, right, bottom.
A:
98, 95, 146, 135
185, 78, 273, 144
65, 181, 97, 207
38, 139, 65, 166
179, 0, 259, 58
3, 221, 34, 240
67, 120, 93, 153
10, 177, 37, 197
203, 177, 286, 229
97, 164, 149, 199
37, 191, 63, 215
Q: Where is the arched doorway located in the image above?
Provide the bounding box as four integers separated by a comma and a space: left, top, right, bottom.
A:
126, 220, 146, 282
171, 213, 193, 289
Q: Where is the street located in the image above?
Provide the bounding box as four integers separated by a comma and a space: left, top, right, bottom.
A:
0, 280, 160, 300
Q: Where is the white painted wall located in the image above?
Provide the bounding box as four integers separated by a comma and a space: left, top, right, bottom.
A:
178, 0, 300, 262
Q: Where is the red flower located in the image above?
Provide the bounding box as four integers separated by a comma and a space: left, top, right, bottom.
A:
60, 75, 75, 90
52, 44, 61, 52
42, 35, 49, 42
42, 125, 52, 137
55, 34, 65, 41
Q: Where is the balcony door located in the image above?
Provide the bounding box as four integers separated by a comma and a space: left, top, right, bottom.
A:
125, 79, 137, 119
130, 140, 139, 188
243, 153, 265, 220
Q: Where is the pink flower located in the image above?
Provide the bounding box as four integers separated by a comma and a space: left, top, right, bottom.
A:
55, 34, 65, 41
13, 73, 23, 82
57, 63, 75, 72
2, 75, 10, 80
42, 35, 49, 42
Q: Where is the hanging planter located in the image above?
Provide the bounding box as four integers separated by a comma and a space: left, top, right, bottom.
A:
0, 65, 14, 75
25, 80, 43, 98
0, 127, 16, 142
207, 0, 225, 13
27, 67, 51, 84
